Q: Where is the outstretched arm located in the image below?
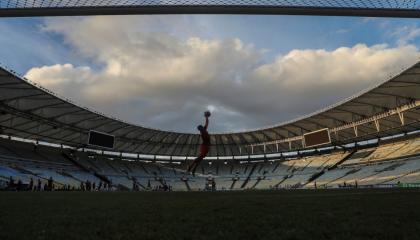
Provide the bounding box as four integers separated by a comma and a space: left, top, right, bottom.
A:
204, 116, 209, 130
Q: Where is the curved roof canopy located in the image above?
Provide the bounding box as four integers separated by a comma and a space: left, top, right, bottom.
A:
1, 0, 420, 18
0, 62, 419, 157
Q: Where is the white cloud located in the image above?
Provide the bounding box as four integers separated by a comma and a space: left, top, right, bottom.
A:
391, 25, 420, 46
24, 16, 420, 133
26, 63, 92, 86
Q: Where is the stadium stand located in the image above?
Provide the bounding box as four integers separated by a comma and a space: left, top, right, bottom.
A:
1, 62, 419, 158
0, 59, 419, 192
1, 132, 420, 191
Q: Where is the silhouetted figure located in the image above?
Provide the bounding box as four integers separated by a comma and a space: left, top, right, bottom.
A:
37, 179, 41, 191
48, 177, 53, 191
132, 180, 137, 191
29, 178, 34, 191
17, 179, 22, 191
147, 179, 151, 190
85, 180, 91, 191
8, 176, 14, 189
187, 111, 211, 175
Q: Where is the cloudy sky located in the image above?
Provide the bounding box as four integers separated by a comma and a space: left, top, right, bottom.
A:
0, 15, 419, 133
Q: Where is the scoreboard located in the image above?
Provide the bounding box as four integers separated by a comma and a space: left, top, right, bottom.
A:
88, 130, 115, 149
303, 128, 331, 148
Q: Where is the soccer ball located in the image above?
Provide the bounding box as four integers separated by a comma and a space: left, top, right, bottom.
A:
204, 111, 211, 117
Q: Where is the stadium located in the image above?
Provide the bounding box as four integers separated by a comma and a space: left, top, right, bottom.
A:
1, 1, 420, 240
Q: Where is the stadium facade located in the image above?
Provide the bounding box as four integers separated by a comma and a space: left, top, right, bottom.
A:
0, 63, 419, 158
0, 61, 419, 191
0, 1, 420, 191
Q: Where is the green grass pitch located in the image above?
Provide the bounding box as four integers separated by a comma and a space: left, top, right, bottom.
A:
1, 189, 420, 240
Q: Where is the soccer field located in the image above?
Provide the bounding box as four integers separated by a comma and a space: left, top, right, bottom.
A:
1, 189, 420, 240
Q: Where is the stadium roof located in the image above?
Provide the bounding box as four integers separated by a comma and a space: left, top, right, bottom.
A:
0, 62, 419, 157
1, 0, 420, 18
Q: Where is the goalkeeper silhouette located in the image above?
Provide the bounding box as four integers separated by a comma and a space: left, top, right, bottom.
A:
187, 111, 211, 175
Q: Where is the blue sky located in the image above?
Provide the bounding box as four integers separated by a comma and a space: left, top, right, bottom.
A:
1, 16, 418, 73
0, 15, 419, 132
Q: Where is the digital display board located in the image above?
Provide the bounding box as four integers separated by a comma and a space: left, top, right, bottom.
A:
303, 128, 331, 148
88, 130, 115, 149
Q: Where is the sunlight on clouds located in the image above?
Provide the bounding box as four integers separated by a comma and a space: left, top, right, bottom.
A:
24, 16, 420, 133
25, 63, 92, 87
